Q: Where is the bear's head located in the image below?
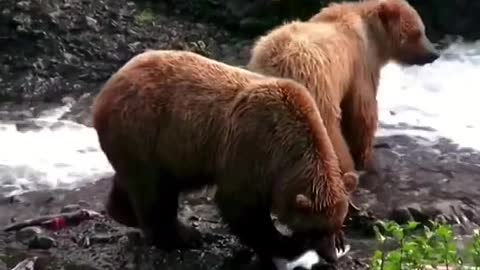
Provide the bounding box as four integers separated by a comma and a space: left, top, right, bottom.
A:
374, 0, 440, 65
286, 171, 359, 263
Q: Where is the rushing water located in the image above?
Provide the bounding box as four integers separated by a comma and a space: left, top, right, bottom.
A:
377, 40, 480, 150
1, 40, 479, 199
0, 102, 113, 197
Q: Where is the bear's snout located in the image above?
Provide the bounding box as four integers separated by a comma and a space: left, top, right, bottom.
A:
422, 50, 440, 64
411, 50, 440, 65
400, 47, 440, 66
417, 37, 441, 65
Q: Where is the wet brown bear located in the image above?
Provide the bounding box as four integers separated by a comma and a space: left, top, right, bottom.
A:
92, 49, 358, 265
247, 0, 440, 178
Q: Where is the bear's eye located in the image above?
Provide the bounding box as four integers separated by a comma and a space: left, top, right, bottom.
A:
408, 30, 422, 41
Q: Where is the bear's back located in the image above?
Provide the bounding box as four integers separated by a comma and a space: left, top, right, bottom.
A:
248, 18, 364, 105
217, 78, 339, 200
93, 50, 272, 178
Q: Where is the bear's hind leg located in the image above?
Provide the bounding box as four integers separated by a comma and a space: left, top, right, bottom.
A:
342, 79, 379, 175
126, 167, 203, 250
215, 191, 304, 269
105, 173, 138, 227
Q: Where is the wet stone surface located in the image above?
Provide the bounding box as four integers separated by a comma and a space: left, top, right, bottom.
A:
0, 178, 375, 270
353, 133, 480, 233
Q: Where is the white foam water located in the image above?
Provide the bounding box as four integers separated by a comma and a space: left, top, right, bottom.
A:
377, 39, 480, 150
0, 102, 113, 197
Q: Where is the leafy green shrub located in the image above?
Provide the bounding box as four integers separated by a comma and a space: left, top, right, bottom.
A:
370, 220, 480, 270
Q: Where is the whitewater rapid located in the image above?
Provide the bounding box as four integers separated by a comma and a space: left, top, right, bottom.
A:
0, 102, 113, 197
1, 39, 479, 197
377, 39, 480, 150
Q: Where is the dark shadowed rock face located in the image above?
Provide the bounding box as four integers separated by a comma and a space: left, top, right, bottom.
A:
155, 0, 480, 41
0, 0, 246, 103
408, 0, 480, 41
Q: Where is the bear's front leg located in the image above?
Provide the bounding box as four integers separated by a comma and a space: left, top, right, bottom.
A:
215, 191, 305, 269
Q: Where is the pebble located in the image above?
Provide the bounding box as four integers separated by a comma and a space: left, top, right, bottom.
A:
16, 1, 30, 11
28, 235, 56, 250
9, 195, 25, 204
85, 16, 100, 31
78, 200, 89, 207
61, 204, 81, 213
16, 226, 43, 244
8, 257, 37, 270
389, 207, 414, 224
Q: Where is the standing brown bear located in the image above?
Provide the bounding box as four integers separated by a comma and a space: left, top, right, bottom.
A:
92, 49, 358, 266
247, 0, 440, 179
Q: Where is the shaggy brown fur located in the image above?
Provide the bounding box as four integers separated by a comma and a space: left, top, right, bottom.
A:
92, 49, 358, 265
247, 0, 439, 176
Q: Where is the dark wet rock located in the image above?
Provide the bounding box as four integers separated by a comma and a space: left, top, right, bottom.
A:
310, 264, 337, 270
89, 232, 124, 245
15, 226, 42, 244
7, 196, 26, 205
406, 206, 431, 225
345, 209, 378, 238
389, 207, 414, 225
60, 204, 81, 213
28, 235, 56, 249
14, 120, 43, 132
352, 134, 480, 232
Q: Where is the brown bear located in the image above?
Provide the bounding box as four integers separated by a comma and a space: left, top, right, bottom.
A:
92, 49, 358, 266
247, 0, 440, 179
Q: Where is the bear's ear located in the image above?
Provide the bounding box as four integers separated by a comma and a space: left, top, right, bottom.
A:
295, 194, 314, 212
342, 172, 359, 193
377, 0, 400, 26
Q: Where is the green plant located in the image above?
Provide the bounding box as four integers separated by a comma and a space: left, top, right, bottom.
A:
371, 220, 480, 270
135, 7, 155, 26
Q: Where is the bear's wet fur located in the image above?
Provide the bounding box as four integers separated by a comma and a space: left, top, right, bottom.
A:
92, 50, 358, 265
248, 0, 440, 178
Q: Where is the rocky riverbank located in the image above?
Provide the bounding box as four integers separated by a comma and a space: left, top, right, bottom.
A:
0, 0, 252, 102
1, 0, 480, 269
0, 176, 376, 270
1, 130, 480, 269
158, 0, 480, 41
